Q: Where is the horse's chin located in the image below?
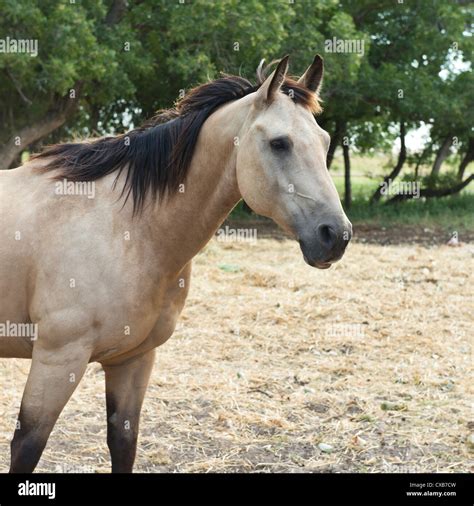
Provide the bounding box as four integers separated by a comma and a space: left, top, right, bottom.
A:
302, 255, 332, 269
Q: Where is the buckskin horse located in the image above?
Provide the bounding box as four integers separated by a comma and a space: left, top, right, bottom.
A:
0, 55, 351, 472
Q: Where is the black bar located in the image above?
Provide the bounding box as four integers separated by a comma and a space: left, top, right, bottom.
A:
0, 473, 471, 506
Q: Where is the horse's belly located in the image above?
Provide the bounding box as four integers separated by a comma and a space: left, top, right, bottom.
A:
0, 254, 33, 358
0, 337, 33, 358
0, 252, 32, 358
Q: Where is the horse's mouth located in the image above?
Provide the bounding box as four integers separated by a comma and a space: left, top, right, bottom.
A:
302, 255, 332, 269
298, 227, 350, 270
314, 261, 332, 269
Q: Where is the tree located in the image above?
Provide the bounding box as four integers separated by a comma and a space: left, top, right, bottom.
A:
0, 0, 151, 169
1, 0, 472, 202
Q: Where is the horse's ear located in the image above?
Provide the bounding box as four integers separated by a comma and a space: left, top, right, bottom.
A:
298, 54, 324, 93
255, 55, 289, 106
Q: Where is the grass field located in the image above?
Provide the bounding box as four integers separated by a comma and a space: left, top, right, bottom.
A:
332, 152, 474, 231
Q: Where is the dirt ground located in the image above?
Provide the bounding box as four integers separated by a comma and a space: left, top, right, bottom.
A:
0, 226, 472, 473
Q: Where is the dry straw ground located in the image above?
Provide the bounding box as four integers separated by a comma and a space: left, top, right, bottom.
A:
0, 232, 472, 473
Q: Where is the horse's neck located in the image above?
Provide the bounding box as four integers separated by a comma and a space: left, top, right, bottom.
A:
147, 94, 254, 274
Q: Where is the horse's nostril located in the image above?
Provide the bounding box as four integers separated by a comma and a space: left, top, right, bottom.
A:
318, 224, 337, 249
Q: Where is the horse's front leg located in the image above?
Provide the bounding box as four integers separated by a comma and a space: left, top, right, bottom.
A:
102, 349, 155, 473
10, 342, 90, 473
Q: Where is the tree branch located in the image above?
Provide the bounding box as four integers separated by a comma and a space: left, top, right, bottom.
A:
0, 83, 82, 170
327, 120, 343, 169
458, 137, 474, 180
370, 120, 406, 203
105, 0, 128, 26
430, 135, 452, 176
387, 174, 474, 203
5, 68, 32, 106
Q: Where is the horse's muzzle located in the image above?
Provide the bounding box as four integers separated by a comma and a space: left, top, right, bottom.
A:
299, 220, 352, 269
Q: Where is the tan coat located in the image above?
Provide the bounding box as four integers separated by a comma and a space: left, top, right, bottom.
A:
0, 56, 351, 472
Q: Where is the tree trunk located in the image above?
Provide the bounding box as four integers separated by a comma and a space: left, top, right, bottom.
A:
458, 137, 474, 180
327, 121, 343, 169
431, 135, 452, 176
413, 143, 431, 180
105, 0, 128, 25
0, 87, 81, 170
0, 2, 126, 170
370, 120, 406, 204
342, 138, 351, 209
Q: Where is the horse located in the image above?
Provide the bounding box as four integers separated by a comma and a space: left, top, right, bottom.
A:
0, 55, 352, 473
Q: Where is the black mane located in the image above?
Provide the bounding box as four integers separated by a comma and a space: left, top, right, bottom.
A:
34, 73, 319, 213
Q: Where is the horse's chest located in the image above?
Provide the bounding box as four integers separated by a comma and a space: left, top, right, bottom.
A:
94, 263, 192, 363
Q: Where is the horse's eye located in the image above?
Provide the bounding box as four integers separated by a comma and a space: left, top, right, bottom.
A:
270, 137, 291, 152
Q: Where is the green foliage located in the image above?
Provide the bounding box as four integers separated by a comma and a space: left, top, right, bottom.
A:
231, 190, 474, 232
421, 171, 461, 191
0, 0, 472, 201
0, 0, 151, 139
347, 192, 474, 231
